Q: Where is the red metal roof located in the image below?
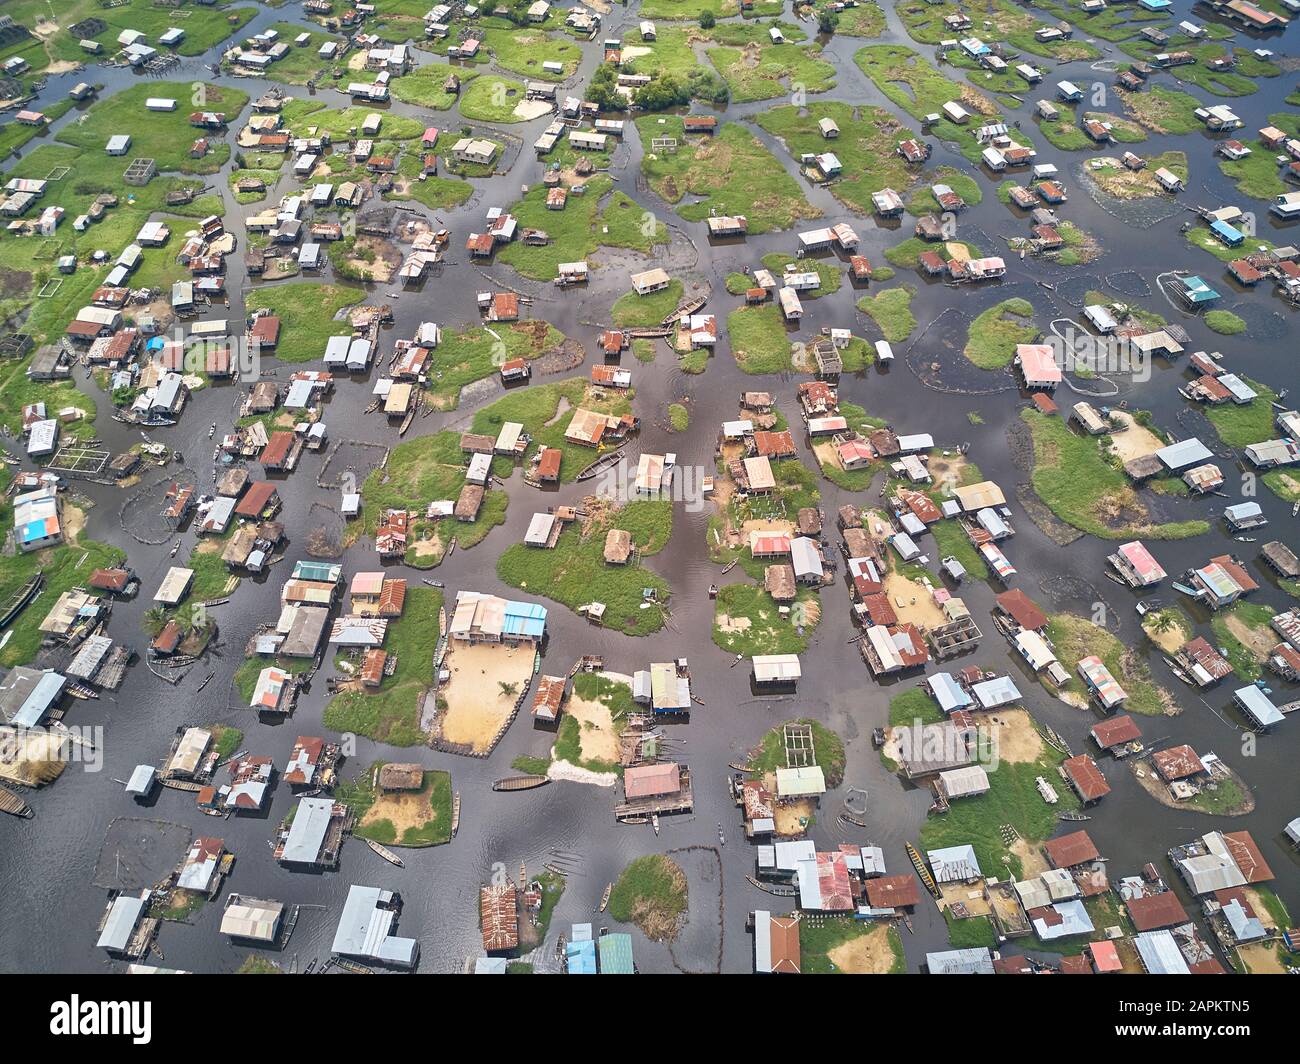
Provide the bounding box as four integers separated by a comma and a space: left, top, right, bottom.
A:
1043, 829, 1100, 869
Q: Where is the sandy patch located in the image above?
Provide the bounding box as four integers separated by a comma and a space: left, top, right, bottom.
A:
621, 46, 652, 61
1142, 613, 1188, 654
347, 53, 368, 71
773, 797, 816, 836
938, 881, 992, 916
984, 708, 1044, 765
1107, 411, 1163, 463
716, 613, 751, 633
512, 99, 553, 121
1237, 941, 1287, 974
826, 924, 899, 973
883, 570, 947, 628
929, 453, 969, 486
360, 777, 443, 843
409, 529, 443, 560
565, 693, 620, 764
1224, 616, 1274, 665
740, 517, 795, 538
865, 510, 894, 541
440, 643, 535, 751
1011, 837, 1049, 878
945, 241, 973, 263
547, 760, 618, 786
1270, 472, 1300, 498
62, 504, 86, 543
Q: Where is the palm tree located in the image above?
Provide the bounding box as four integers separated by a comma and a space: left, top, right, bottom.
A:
142, 607, 169, 637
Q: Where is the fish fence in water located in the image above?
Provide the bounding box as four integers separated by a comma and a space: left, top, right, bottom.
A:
119, 469, 201, 544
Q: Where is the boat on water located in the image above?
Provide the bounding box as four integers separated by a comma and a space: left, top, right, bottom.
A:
422, 578, 444, 588
363, 837, 405, 867
160, 777, 203, 793
907, 842, 942, 899
599, 883, 612, 912
450, 792, 461, 837
492, 775, 550, 792
838, 811, 869, 829
720, 558, 738, 575
575, 448, 624, 482
1057, 810, 1090, 822
0, 784, 33, 818
652, 814, 660, 836
745, 874, 797, 897
543, 862, 568, 878
728, 761, 754, 773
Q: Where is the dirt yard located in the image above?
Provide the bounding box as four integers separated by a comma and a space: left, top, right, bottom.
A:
1224, 615, 1276, 666
938, 881, 992, 917
440, 643, 535, 752
1237, 941, 1287, 974
984, 708, 1044, 765
359, 775, 442, 843
1107, 411, 1163, 462
883, 570, 947, 628
1010, 838, 1049, 878
1142, 612, 1189, 654
564, 691, 620, 764
772, 797, 816, 836
512, 99, 553, 121
826, 923, 900, 973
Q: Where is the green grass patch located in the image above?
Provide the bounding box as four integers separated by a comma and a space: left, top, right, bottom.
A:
727, 303, 792, 374
1045, 612, 1169, 716
1020, 409, 1209, 541
712, 583, 820, 657
496, 500, 672, 635
800, 920, 905, 973
963, 297, 1038, 369
1210, 601, 1277, 682
245, 283, 362, 363
611, 280, 684, 328
636, 115, 820, 233
857, 286, 917, 343
321, 587, 442, 745
1204, 378, 1277, 448
749, 717, 846, 787
608, 854, 688, 940
337, 762, 454, 847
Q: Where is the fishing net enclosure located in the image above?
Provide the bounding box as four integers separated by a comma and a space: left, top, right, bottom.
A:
119, 469, 200, 544
93, 817, 193, 892
304, 502, 344, 558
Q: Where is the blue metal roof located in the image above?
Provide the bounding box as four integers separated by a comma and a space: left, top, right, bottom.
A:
14, 671, 65, 728
972, 675, 1022, 709
566, 937, 597, 974
1209, 219, 1243, 245
929, 672, 973, 713
502, 600, 548, 639
598, 932, 634, 974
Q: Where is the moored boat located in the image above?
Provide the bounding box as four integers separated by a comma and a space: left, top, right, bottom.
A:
492, 774, 550, 792
363, 837, 405, 867
0, 784, 33, 818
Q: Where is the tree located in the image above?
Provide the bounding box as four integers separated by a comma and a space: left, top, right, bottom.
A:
818, 10, 839, 34
699, 10, 716, 28
143, 607, 169, 637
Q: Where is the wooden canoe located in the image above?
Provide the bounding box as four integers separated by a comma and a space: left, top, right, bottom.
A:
492, 775, 549, 792
0, 784, 32, 818
363, 837, 405, 867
